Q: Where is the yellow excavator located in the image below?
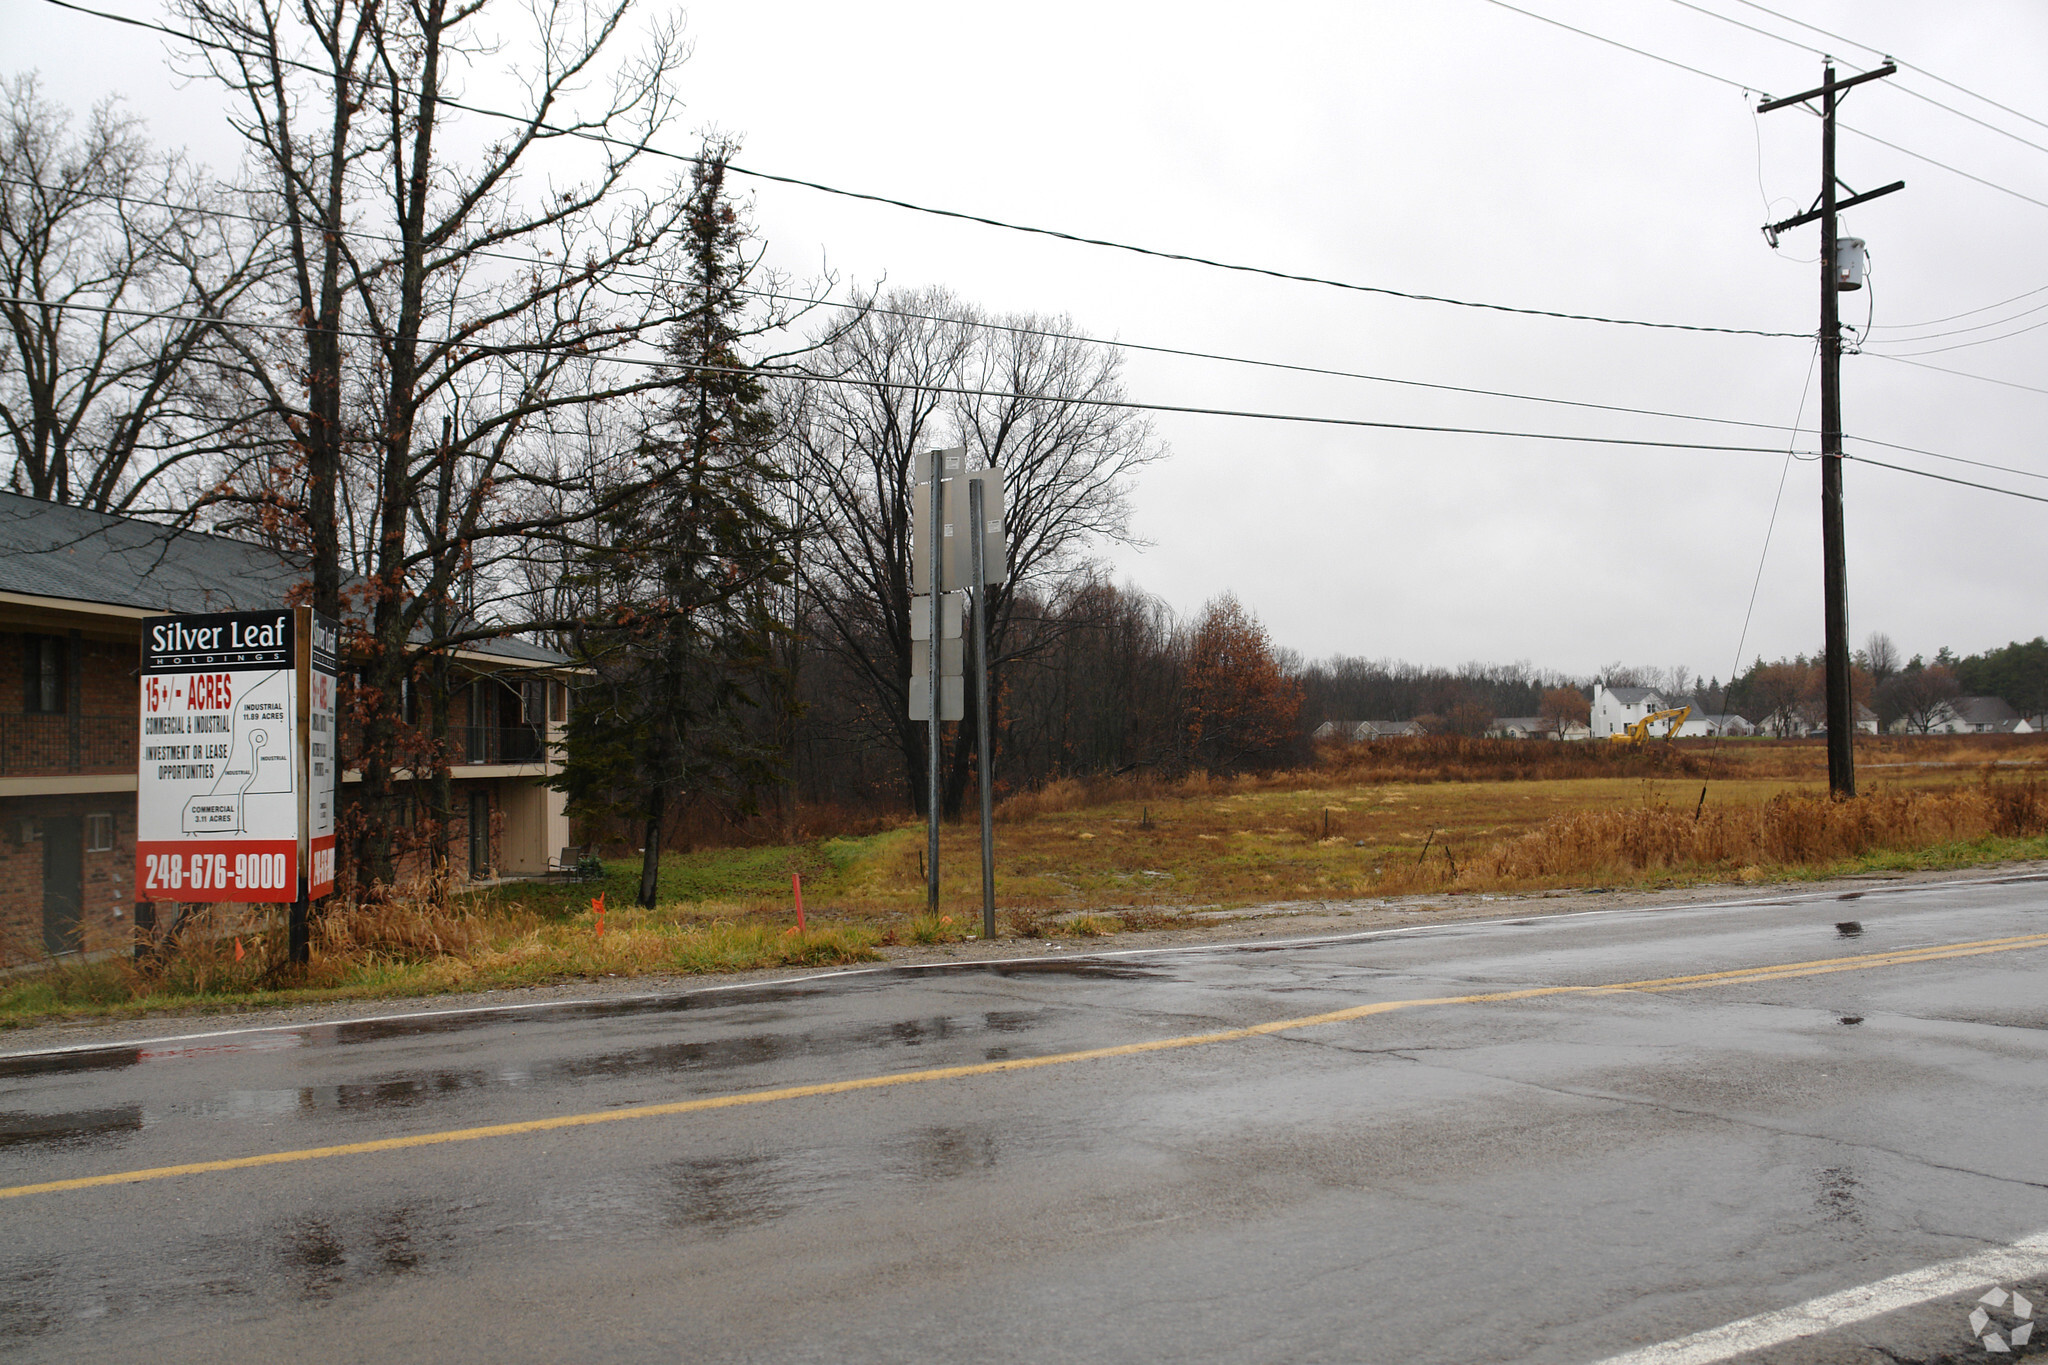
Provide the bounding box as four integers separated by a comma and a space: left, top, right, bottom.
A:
1609, 705, 1691, 745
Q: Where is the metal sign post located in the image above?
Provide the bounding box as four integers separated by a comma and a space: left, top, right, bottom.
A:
296, 607, 338, 962
907, 447, 1007, 933
969, 475, 996, 941
925, 459, 945, 918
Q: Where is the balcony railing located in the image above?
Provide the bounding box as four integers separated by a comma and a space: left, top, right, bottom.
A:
0, 715, 134, 776
451, 723, 548, 766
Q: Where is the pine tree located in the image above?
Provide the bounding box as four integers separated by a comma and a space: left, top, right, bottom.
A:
556, 143, 795, 907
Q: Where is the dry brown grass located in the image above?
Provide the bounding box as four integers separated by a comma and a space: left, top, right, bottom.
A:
1312, 734, 1729, 784
1479, 779, 2048, 885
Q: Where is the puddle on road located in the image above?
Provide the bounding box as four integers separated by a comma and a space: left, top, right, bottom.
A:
911, 959, 1161, 980
281, 1208, 440, 1300
0, 1199, 456, 1339
3, 1010, 1063, 1138
0, 1048, 144, 1080
0, 1105, 143, 1150
665, 1122, 1005, 1233
1836, 921, 1865, 938
2, 961, 1163, 1079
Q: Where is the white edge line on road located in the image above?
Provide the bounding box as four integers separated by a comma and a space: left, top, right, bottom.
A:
1589, 1229, 2048, 1365
3, 869, 2039, 1064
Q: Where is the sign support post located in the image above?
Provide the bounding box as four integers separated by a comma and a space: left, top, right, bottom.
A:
907, 447, 1005, 933
969, 475, 996, 942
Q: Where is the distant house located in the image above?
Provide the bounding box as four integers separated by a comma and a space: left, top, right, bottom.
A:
1919, 696, 2034, 734
1590, 685, 1690, 739
1310, 720, 1425, 740
1312, 719, 1425, 741
1591, 685, 1768, 738
1487, 716, 1592, 741
1792, 703, 1883, 739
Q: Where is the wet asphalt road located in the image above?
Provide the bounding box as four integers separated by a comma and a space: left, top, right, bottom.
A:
3, 875, 2046, 1365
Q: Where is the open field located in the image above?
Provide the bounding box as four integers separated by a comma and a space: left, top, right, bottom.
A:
5, 735, 2044, 1024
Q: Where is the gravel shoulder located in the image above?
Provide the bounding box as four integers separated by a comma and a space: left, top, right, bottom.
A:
2, 861, 2040, 1057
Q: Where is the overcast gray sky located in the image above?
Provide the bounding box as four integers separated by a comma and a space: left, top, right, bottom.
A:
11, 0, 2047, 682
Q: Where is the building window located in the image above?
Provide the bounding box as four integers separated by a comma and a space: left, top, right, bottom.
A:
85, 813, 114, 853
24, 635, 65, 713
549, 680, 568, 724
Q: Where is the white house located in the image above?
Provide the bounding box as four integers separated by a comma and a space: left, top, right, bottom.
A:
1920, 696, 2034, 734
1590, 685, 1683, 738
1590, 685, 1771, 739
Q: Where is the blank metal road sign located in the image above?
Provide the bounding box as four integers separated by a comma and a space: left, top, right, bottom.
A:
909, 675, 964, 721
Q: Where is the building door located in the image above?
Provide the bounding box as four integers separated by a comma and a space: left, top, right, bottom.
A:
41, 816, 83, 954
468, 790, 491, 880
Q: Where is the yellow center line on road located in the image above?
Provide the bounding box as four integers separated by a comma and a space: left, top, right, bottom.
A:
6, 930, 2046, 1201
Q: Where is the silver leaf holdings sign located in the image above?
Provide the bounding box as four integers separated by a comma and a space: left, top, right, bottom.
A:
136, 607, 337, 902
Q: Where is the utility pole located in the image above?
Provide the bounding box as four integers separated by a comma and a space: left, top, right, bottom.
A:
1759, 62, 1903, 799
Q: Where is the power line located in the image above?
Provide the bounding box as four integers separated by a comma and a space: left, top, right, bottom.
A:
1480, 0, 2048, 215
0, 294, 1817, 456
1729, 0, 2048, 137
1667, 0, 2048, 161
1865, 352, 2048, 396
1663, 0, 1821, 59
16, 278, 2046, 481
18, 302, 2045, 505
1847, 452, 2048, 505
33, 0, 1810, 340
15, 170, 2047, 479
1866, 310, 2048, 357
1724, 341, 1818, 705
1836, 122, 2048, 213
0, 174, 1832, 435
1873, 279, 2048, 331
1865, 291, 2048, 343
717, 166, 1807, 338
1477, 0, 1755, 91
1846, 436, 2048, 484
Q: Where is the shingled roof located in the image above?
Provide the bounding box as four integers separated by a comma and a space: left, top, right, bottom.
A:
0, 492, 565, 665
0, 491, 300, 612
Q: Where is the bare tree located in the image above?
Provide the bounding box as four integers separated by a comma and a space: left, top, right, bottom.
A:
1881, 664, 1960, 735
1862, 631, 1901, 685
176, 0, 758, 888
0, 75, 269, 512
1598, 661, 1655, 688
1747, 660, 1813, 737
789, 287, 1167, 814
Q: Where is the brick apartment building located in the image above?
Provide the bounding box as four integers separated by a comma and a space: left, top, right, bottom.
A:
0, 493, 574, 958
